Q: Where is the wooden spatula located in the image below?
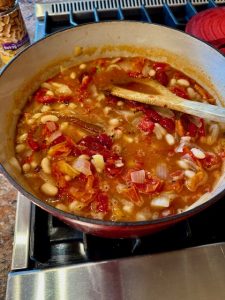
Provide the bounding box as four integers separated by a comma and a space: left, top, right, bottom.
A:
110, 79, 225, 123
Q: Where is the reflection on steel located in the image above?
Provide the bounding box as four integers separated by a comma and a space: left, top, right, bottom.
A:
7, 243, 225, 300
11, 194, 31, 271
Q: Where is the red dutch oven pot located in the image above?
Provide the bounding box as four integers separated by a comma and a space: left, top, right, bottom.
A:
0, 22, 225, 238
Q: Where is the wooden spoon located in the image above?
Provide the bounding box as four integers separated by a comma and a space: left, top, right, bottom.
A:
110, 79, 225, 123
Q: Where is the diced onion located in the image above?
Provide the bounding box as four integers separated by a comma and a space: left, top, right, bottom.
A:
73, 156, 92, 176
156, 163, 168, 179
153, 106, 175, 118
46, 121, 57, 131
47, 130, 62, 144
91, 154, 105, 173
130, 170, 145, 183
151, 196, 170, 208
116, 183, 127, 193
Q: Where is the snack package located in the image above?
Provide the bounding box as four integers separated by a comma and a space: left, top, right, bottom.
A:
0, 2, 30, 65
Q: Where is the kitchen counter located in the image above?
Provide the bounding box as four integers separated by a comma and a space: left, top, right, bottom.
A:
0, 1, 38, 298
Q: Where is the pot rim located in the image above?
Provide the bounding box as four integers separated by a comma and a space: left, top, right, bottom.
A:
1, 21, 225, 227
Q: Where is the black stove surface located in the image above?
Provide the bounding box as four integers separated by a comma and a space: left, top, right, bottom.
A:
31, 0, 225, 270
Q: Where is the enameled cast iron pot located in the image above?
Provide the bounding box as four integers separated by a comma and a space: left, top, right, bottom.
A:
0, 22, 225, 238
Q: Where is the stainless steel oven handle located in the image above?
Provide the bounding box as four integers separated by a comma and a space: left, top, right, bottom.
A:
11, 193, 31, 271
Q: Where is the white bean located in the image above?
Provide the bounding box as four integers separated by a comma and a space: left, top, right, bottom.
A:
112, 144, 122, 154
79, 63, 87, 70
41, 115, 58, 123
46, 90, 54, 96
114, 129, 123, 139
41, 105, 51, 112
117, 101, 124, 106
41, 157, 51, 174
103, 106, 111, 115
109, 118, 120, 126
177, 79, 190, 87
165, 133, 175, 145
27, 119, 34, 125
30, 161, 38, 169
68, 103, 77, 109
65, 175, 71, 181
32, 113, 42, 119
136, 212, 148, 221
177, 160, 189, 169
169, 78, 177, 86
41, 82, 52, 90
22, 163, 31, 173
184, 170, 195, 178
16, 144, 26, 153
17, 133, 28, 143
191, 148, 206, 159
96, 93, 105, 102
123, 135, 134, 143
60, 122, 69, 131
123, 203, 134, 214
207, 124, 220, 145
41, 182, 58, 196
149, 69, 156, 77
187, 87, 196, 99
70, 72, 76, 79
153, 123, 166, 140
58, 104, 66, 110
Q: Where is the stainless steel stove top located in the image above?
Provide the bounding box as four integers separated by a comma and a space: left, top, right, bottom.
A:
6, 194, 225, 300
6, 0, 225, 299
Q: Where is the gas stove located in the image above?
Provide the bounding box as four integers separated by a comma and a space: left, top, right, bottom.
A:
6, 1, 225, 299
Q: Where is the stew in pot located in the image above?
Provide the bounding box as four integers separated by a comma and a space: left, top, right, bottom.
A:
14, 56, 225, 221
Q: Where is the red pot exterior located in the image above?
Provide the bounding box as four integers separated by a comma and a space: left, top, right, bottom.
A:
61, 218, 180, 238
43, 204, 191, 238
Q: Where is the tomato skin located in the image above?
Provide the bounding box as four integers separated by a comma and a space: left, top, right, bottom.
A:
95, 193, 109, 213
135, 177, 164, 194
201, 152, 222, 170
145, 108, 161, 123
180, 114, 205, 138
105, 154, 124, 177
198, 119, 206, 137
155, 70, 169, 86
51, 162, 67, 188
170, 86, 189, 100
34, 88, 57, 104
42, 121, 58, 137
138, 116, 155, 133
50, 135, 66, 146
188, 122, 198, 137
81, 75, 92, 89
128, 71, 141, 78
152, 62, 168, 71
122, 185, 144, 207
144, 109, 175, 132
27, 133, 39, 151
159, 117, 175, 133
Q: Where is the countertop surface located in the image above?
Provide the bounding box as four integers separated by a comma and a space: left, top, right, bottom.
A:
0, 1, 44, 298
